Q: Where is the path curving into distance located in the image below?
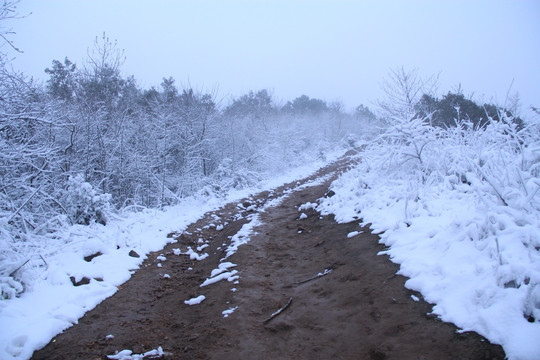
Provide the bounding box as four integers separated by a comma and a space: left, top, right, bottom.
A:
33, 151, 505, 360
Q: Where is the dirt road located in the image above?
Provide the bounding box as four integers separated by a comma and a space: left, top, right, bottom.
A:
32, 153, 505, 359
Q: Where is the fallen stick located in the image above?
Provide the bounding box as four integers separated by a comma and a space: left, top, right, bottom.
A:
263, 297, 293, 324
295, 268, 333, 285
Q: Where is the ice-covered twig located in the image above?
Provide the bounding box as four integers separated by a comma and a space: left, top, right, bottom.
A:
39, 254, 48, 270
263, 297, 293, 324
468, 159, 508, 206
7, 185, 43, 223
8, 258, 30, 277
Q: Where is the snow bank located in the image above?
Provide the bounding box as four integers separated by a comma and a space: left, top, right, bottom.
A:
0, 198, 219, 360
319, 117, 540, 360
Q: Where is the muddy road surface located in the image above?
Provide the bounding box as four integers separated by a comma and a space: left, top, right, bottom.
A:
33, 152, 505, 360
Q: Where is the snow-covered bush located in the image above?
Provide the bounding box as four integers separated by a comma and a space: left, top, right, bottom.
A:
0, 276, 24, 300
0, 239, 48, 299
65, 175, 111, 225
209, 158, 261, 192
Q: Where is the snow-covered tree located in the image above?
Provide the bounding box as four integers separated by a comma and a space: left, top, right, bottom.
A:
378, 66, 438, 123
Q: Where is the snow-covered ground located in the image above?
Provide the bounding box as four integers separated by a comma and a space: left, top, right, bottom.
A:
318, 117, 540, 360
0, 150, 344, 360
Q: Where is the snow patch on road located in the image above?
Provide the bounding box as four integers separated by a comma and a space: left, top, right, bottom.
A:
222, 306, 238, 318
172, 247, 208, 261
224, 215, 261, 259
200, 270, 239, 287
184, 295, 206, 305
346, 231, 362, 238
210, 262, 237, 278
107, 346, 169, 359
298, 202, 317, 212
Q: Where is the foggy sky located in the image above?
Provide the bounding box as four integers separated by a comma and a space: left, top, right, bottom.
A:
4, 0, 540, 113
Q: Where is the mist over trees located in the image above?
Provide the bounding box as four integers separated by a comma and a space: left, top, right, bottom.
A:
0, 34, 529, 251
0, 30, 379, 273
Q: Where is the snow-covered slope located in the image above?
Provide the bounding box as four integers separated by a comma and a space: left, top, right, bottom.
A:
318, 118, 540, 360
0, 151, 343, 360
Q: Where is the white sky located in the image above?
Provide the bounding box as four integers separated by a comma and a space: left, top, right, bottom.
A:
4, 0, 540, 112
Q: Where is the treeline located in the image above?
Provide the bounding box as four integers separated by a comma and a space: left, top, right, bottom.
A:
1, 33, 526, 264
377, 67, 524, 131
0, 36, 378, 244
414, 92, 524, 129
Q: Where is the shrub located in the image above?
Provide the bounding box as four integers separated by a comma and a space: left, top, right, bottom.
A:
66, 175, 111, 225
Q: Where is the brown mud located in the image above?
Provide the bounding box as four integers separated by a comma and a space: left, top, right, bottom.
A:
33, 152, 505, 360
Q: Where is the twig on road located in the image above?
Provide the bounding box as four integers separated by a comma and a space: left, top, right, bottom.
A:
295, 268, 333, 285
263, 297, 293, 324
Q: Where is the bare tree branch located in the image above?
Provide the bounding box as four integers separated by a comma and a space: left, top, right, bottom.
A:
378, 66, 439, 122
0, 0, 26, 55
